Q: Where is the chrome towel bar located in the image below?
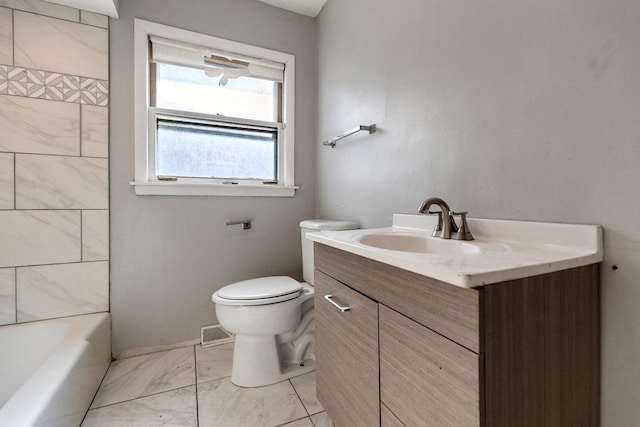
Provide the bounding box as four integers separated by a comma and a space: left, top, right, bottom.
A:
226, 220, 251, 230
322, 124, 377, 148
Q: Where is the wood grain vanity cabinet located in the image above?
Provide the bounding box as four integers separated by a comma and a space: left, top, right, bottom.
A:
315, 270, 379, 427
314, 243, 600, 427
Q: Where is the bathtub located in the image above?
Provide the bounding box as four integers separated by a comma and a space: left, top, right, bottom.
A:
0, 313, 111, 426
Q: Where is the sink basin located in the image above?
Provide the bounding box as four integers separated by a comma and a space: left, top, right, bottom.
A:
356, 232, 482, 255
307, 214, 603, 288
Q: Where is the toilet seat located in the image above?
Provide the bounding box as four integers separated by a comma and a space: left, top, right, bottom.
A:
213, 276, 304, 307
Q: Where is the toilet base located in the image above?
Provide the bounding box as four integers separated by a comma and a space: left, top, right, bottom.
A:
230, 334, 316, 387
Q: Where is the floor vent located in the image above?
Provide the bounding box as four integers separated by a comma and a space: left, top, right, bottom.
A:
201, 324, 234, 348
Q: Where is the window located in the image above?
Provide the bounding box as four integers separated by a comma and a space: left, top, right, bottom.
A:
133, 19, 297, 196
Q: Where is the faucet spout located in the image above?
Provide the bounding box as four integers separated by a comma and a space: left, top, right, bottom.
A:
418, 197, 457, 239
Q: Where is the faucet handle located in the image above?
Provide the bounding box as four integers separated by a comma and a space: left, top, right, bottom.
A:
450, 212, 474, 241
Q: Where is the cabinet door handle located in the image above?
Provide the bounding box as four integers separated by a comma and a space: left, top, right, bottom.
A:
324, 294, 350, 312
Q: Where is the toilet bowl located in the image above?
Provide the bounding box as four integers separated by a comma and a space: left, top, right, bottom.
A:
211, 220, 358, 387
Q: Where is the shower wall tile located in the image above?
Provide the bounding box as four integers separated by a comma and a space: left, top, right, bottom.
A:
14, 11, 108, 79
0, 95, 80, 155
7, 67, 45, 98
16, 154, 108, 209
0, 1, 109, 324
0, 7, 11, 65
0, 65, 6, 93
0, 267, 15, 325
0, 0, 79, 22
80, 77, 109, 106
0, 66, 109, 106
16, 261, 108, 322
82, 210, 109, 261
82, 105, 108, 158
0, 210, 81, 268
0, 153, 13, 209
81, 10, 108, 29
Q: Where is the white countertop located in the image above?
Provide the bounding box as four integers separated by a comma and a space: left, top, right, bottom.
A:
307, 214, 603, 288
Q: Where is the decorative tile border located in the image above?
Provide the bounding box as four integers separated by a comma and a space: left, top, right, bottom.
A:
0, 64, 108, 106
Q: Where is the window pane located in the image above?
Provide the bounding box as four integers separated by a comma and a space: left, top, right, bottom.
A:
155, 63, 277, 122
156, 119, 277, 181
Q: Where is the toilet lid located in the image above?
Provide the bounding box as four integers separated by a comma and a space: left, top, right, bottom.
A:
217, 276, 303, 301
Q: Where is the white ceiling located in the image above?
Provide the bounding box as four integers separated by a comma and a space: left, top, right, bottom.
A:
255, 0, 327, 17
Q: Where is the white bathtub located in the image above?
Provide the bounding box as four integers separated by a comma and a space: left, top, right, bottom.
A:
0, 313, 111, 427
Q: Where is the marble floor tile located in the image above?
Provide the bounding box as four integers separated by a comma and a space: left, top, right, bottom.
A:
91, 346, 195, 409
198, 377, 307, 427
281, 418, 314, 427
195, 342, 234, 383
290, 371, 324, 415
82, 385, 197, 427
310, 412, 334, 427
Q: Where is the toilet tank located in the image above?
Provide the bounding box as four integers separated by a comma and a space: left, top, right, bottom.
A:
299, 220, 358, 285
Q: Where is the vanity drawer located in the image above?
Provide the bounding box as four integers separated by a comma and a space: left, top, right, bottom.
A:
379, 304, 481, 427
315, 243, 480, 352
315, 270, 380, 427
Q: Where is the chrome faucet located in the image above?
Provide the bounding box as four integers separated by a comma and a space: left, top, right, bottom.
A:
418, 197, 456, 239
418, 197, 474, 240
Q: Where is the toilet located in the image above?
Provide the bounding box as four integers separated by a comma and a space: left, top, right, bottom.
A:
211, 220, 358, 387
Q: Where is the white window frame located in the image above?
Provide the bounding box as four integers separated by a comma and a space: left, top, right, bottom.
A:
132, 19, 297, 197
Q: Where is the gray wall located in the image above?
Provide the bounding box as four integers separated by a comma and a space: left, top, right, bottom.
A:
317, 0, 640, 425
110, 0, 316, 356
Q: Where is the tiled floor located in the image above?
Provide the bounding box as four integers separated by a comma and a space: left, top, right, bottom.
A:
81, 343, 334, 426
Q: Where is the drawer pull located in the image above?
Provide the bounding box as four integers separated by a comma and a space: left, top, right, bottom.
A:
324, 294, 350, 312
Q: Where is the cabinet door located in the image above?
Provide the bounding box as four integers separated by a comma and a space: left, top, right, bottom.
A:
315, 270, 379, 427
379, 305, 480, 427
381, 403, 405, 427
483, 265, 600, 427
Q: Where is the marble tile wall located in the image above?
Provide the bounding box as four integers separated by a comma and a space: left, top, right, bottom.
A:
0, 96, 80, 155
0, 1, 78, 22
16, 154, 109, 209
80, 10, 108, 29
17, 261, 109, 321
0, 0, 109, 326
0, 268, 15, 324
0, 152, 13, 208
0, 210, 81, 267
82, 105, 109, 157
0, 65, 108, 105
0, 7, 11, 64
14, 11, 108, 79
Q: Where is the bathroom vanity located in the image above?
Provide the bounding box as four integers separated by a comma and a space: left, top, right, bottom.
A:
310, 214, 602, 427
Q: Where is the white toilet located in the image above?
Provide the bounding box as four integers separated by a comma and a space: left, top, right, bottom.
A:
211, 220, 358, 387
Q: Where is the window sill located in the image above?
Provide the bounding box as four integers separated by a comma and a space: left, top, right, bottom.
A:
130, 181, 298, 197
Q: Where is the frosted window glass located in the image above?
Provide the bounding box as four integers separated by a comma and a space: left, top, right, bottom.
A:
156, 119, 277, 180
